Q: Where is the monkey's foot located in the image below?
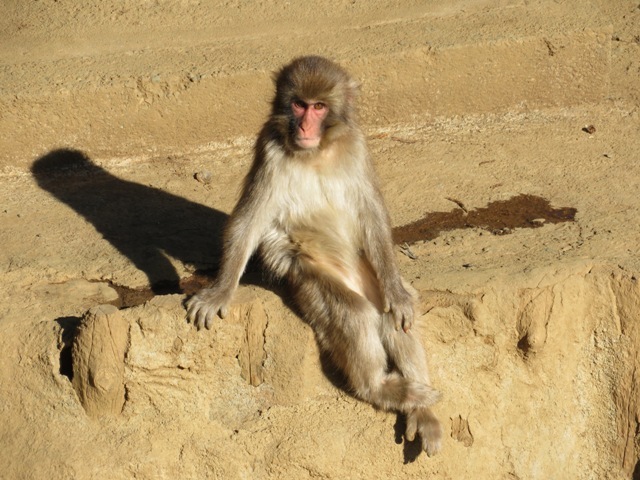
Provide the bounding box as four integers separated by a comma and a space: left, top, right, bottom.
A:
405, 407, 442, 457
185, 287, 231, 330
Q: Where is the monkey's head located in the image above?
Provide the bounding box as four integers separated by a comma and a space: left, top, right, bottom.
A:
271, 56, 358, 151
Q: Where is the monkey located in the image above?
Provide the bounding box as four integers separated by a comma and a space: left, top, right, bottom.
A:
186, 56, 442, 456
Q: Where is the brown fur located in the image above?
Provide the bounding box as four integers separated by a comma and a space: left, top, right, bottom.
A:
186, 56, 442, 455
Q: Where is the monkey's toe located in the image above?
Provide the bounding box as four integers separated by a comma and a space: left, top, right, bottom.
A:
423, 436, 442, 457
405, 414, 418, 442
406, 407, 442, 456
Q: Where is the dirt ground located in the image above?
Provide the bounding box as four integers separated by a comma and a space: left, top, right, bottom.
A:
1, 1, 640, 479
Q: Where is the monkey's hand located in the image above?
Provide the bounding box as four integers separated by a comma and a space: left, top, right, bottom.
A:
186, 287, 232, 330
384, 284, 415, 332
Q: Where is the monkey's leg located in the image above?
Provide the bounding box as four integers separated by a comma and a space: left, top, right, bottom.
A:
381, 319, 431, 384
295, 275, 440, 414
381, 319, 443, 456
345, 327, 441, 414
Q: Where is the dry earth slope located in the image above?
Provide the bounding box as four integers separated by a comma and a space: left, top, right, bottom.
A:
1, 1, 640, 479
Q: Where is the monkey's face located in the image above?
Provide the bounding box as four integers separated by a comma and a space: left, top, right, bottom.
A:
271, 56, 356, 153
291, 99, 329, 149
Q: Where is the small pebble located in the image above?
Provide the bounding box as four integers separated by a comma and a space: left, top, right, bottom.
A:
194, 171, 212, 184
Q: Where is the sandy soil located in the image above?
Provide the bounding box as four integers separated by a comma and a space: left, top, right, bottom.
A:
1, 1, 640, 479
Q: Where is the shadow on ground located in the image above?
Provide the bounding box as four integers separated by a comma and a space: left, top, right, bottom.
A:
31, 148, 228, 293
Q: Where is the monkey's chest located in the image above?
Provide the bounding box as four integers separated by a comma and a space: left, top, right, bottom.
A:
281, 183, 358, 239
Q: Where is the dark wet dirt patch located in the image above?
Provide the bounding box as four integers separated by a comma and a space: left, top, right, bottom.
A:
104, 273, 214, 309
106, 194, 576, 309
392, 194, 576, 244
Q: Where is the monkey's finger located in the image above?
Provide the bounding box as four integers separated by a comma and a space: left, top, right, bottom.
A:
185, 300, 196, 321
187, 309, 200, 326
194, 312, 204, 330
186, 297, 205, 322
186, 304, 199, 325
393, 311, 403, 331
204, 309, 217, 330
194, 304, 212, 330
219, 305, 229, 319
383, 298, 391, 313
402, 316, 413, 333
197, 308, 210, 330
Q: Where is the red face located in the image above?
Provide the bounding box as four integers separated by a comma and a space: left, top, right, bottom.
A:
291, 99, 328, 149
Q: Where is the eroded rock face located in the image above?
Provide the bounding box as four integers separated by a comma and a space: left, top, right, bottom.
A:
121, 289, 328, 427
608, 274, 640, 474
72, 304, 128, 417
63, 267, 640, 478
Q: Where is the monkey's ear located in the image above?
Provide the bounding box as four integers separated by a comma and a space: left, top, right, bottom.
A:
270, 66, 293, 111
345, 79, 360, 106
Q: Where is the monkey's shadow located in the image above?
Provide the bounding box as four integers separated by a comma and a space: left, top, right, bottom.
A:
32, 148, 421, 463
31, 148, 228, 291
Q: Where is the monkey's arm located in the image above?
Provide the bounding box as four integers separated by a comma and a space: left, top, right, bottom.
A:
186, 162, 275, 330
361, 185, 415, 332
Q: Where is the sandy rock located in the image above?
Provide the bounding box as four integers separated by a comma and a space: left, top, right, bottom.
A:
1, 1, 640, 478
72, 304, 128, 417
32, 279, 119, 314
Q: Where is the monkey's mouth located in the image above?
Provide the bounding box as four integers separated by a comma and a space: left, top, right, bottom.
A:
295, 136, 321, 149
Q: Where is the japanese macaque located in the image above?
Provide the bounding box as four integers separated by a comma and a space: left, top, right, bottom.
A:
186, 56, 442, 455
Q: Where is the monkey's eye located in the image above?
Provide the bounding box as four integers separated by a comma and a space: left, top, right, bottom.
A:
313, 102, 327, 111
292, 100, 307, 109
